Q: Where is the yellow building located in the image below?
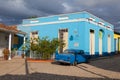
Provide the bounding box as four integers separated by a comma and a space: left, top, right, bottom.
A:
114, 32, 120, 53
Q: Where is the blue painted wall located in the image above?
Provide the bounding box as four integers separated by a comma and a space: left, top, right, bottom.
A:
13, 35, 23, 49
18, 11, 114, 56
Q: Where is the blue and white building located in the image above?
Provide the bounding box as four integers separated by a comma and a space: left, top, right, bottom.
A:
18, 11, 114, 56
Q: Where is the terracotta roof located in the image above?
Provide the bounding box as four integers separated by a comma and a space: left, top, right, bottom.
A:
0, 23, 26, 35
0, 23, 18, 32
8, 25, 19, 32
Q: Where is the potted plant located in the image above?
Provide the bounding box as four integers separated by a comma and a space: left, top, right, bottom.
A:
3, 48, 9, 60
21, 46, 26, 58
21, 53, 24, 58
11, 48, 17, 57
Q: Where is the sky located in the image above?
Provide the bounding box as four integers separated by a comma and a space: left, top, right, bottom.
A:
0, 0, 119, 31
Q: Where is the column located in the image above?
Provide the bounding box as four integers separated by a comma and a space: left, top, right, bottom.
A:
8, 33, 12, 60
23, 35, 26, 58
23, 36, 26, 56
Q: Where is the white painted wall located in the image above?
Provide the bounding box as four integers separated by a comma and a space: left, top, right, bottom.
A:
0, 32, 8, 57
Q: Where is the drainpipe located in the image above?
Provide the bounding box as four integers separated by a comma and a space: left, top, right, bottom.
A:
8, 33, 12, 60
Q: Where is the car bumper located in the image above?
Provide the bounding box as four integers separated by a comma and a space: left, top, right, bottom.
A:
55, 60, 71, 64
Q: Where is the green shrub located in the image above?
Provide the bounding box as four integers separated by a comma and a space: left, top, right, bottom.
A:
29, 37, 65, 59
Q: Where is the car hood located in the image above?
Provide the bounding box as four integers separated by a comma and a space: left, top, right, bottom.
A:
55, 53, 74, 59
59, 53, 74, 56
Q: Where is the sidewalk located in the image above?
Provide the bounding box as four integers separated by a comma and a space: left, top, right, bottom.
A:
0, 56, 26, 75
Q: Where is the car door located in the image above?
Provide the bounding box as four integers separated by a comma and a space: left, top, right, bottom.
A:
76, 50, 86, 63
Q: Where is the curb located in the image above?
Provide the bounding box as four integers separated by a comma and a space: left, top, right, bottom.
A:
27, 59, 54, 62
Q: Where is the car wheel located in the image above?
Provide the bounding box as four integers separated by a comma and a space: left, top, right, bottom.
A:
59, 62, 64, 65
72, 61, 77, 66
85, 60, 90, 63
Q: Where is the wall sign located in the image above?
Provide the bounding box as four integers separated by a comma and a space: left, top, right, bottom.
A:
74, 42, 79, 47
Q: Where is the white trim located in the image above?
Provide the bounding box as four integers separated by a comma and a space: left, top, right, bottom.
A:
88, 17, 95, 21
30, 20, 39, 23
23, 11, 113, 26
23, 18, 87, 26
23, 11, 86, 21
84, 12, 113, 26
98, 22, 104, 25
88, 20, 113, 31
8, 33, 12, 60
58, 17, 69, 20
23, 36, 26, 56
22, 18, 113, 31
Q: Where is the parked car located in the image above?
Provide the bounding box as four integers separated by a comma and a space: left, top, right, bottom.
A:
55, 49, 90, 66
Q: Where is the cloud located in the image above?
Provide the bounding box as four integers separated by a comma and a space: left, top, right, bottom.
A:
23, 0, 65, 16
0, 18, 2, 22
0, 0, 67, 25
60, 0, 120, 29
0, 0, 67, 18
62, 3, 74, 12
0, 0, 28, 17
0, 0, 119, 30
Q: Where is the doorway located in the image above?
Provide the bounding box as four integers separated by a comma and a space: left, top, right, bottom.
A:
108, 35, 111, 53
58, 29, 68, 53
90, 29, 95, 55
99, 30, 103, 55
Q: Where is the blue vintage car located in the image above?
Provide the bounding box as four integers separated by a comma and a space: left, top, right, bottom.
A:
55, 49, 90, 65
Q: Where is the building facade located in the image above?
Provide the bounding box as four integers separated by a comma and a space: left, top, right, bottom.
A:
18, 11, 114, 56
114, 32, 120, 53
0, 24, 25, 59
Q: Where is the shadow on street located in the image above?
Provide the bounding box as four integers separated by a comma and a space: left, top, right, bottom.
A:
0, 72, 118, 80
89, 54, 120, 72
0, 55, 119, 80
75, 65, 110, 79
25, 58, 29, 75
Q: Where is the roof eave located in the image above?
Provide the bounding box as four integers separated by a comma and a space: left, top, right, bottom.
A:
0, 28, 26, 35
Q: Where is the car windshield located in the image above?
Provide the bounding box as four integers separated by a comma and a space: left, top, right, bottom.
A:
63, 50, 75, 54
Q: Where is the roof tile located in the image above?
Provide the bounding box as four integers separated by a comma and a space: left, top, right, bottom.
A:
0, 23, 19, 32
